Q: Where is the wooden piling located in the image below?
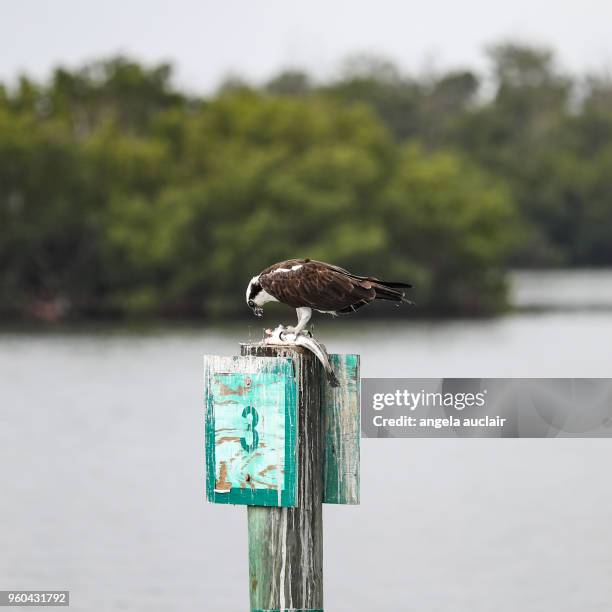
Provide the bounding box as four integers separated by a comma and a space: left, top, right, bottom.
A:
241, 343, 324, 612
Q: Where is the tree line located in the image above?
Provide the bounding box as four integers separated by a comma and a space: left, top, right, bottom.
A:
1, 43, 610, 320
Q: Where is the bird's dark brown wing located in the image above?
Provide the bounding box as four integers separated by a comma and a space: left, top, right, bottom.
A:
259, 260, 375, 311
259, 259, 309, 276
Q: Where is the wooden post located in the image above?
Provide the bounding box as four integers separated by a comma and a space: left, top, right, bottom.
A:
242, 343, 324, 612
205, 344, 359, 611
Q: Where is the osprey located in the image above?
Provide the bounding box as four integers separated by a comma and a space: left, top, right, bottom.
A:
246, 258, 412, 334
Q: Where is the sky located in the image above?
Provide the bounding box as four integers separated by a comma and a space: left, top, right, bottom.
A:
1, 0, 612, 92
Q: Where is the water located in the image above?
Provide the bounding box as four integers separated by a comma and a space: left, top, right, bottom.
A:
1, 271, 611, 611
511, 268, 612, 311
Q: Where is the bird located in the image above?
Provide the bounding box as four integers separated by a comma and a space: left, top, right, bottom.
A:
246, 258, 412, 334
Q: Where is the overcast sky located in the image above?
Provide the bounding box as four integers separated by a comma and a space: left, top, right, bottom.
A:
2, 0, 612, 92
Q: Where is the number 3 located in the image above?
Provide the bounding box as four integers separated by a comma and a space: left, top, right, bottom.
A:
240, 405, 259, 452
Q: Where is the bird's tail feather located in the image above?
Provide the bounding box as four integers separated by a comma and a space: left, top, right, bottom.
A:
372, 281, 413, 304
375, 280, 413, 289
349, 273, 412, 289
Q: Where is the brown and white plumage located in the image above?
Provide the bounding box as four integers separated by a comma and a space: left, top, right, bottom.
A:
246, 258, 412, 333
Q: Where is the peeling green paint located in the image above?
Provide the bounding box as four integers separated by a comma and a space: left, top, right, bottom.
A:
322, 354, 360, 505
205, 355, 298, 507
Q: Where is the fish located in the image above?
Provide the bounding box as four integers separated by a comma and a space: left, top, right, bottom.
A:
263, 325, 340, 387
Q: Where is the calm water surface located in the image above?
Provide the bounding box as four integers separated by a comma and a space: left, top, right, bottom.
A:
1, 271, 611, 611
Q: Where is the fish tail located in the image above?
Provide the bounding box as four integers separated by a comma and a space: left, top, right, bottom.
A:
327, 369, 340, 387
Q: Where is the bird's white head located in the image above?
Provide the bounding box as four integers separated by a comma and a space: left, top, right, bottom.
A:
246, 275, 276, 317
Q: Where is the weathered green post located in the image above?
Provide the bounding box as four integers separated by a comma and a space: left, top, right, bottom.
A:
204, 341, 359, 612
244, 344, 323, 612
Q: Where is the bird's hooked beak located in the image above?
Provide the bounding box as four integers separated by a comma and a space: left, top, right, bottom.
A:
248, 301, 263, 317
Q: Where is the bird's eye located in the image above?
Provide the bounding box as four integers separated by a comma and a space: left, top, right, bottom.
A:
248, 300, 254, 308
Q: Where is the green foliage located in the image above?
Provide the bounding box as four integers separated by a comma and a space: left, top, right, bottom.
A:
382, 145, 516, 313
2, 44, 609, 320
